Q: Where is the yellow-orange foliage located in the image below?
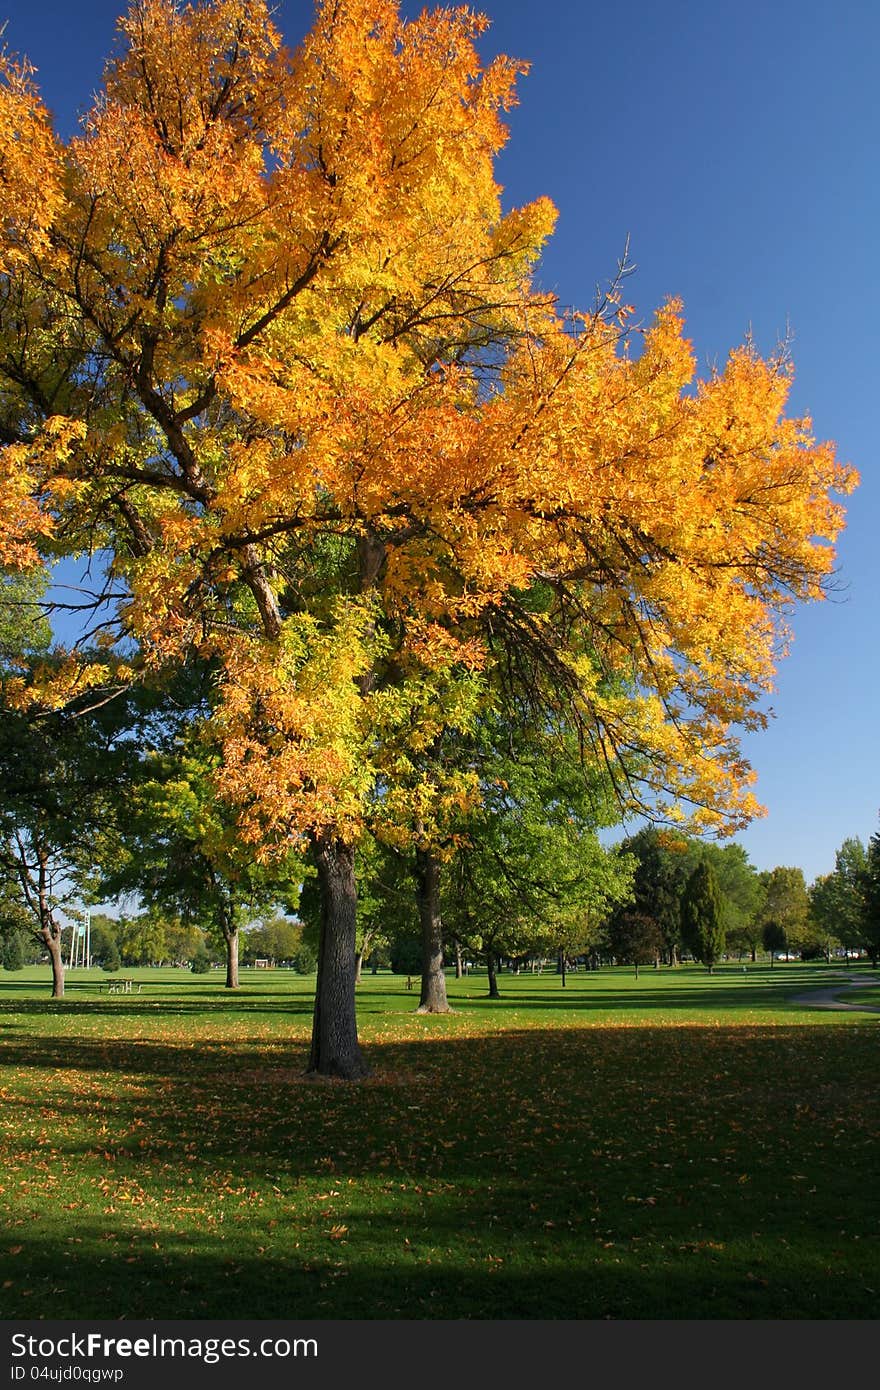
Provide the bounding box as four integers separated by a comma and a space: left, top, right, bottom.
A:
0, 0, 856, 846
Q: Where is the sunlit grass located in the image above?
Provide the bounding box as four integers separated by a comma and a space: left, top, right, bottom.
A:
1, 962, 877, 1318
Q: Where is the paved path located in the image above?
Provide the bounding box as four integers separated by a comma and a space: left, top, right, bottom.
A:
789, 974, 880, 1013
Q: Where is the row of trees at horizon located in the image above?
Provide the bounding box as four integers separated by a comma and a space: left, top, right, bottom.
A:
4, 712, 879, 985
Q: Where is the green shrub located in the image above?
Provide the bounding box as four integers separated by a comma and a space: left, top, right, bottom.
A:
1, 932, 25, 971
190, 943, 212, 974
100, 940, 121, 972
293, 946, 317, 974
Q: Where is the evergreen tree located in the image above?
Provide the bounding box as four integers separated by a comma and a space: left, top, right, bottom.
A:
190, 941, 212, 974
681, 861, 725, 973
1, 931, 24, 971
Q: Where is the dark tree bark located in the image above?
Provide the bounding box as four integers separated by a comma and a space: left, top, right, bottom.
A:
486, 949, 500, 999
43, 926, 64, 999
28, 847, 64, 998
307, 833, 370, 1079
220, 912, 239, 989
415, 847, 450, 1014
558, 949, 567, 988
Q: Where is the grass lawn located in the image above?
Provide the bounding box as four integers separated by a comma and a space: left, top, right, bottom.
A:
0, 961, 878, 1320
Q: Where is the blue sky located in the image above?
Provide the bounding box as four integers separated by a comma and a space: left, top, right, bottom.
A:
4, 0, 877, 884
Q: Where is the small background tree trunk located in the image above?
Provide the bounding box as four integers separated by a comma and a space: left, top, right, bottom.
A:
486, 950, 500, 999
224, 925, 239, 989
416, 848, 450, 1014
45, 928, 64, 999
307, 834, 369, 1079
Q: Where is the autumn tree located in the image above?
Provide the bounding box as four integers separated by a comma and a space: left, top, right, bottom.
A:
0, 0, 856, 1073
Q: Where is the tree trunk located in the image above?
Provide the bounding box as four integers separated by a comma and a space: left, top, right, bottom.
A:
36, 854, 64, 998
486, 950, 500, 999
355, 951, 364, 984
558, 949, 567, 988
307, 834, 369, 1079
454, 940, 463, 979
44, 927, 64, 999
415, 847, 451, 1013
224, 924, 239, 989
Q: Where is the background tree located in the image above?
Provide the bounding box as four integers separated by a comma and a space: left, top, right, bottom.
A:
760, 867, 811, 960
680, 861, 725, 973
618, 828, 690, 965
728, 872, 768, 963
241, 916, 307, 967
0, 929, 25, 971
762, 918, 787, 968
97, 735, 300, 988
607, 910, 664, 978
810, 837, 868, 961
87, 913, 122, 971
442, 740, 633, 997
190, 939, 212, 974
0, 698, 138, 995
701, 843, 763, 959
858, 826, 880, 967
115, 911, 168, 968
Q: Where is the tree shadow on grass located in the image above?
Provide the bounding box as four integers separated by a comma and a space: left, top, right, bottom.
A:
450, 987, 833, 1014
2, 1023, 879, 1323
0, 994, 317, 1021
2, 1217, 866, 1320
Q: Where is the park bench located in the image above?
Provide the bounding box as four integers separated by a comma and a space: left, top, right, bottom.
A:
106, 978, 141, 994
